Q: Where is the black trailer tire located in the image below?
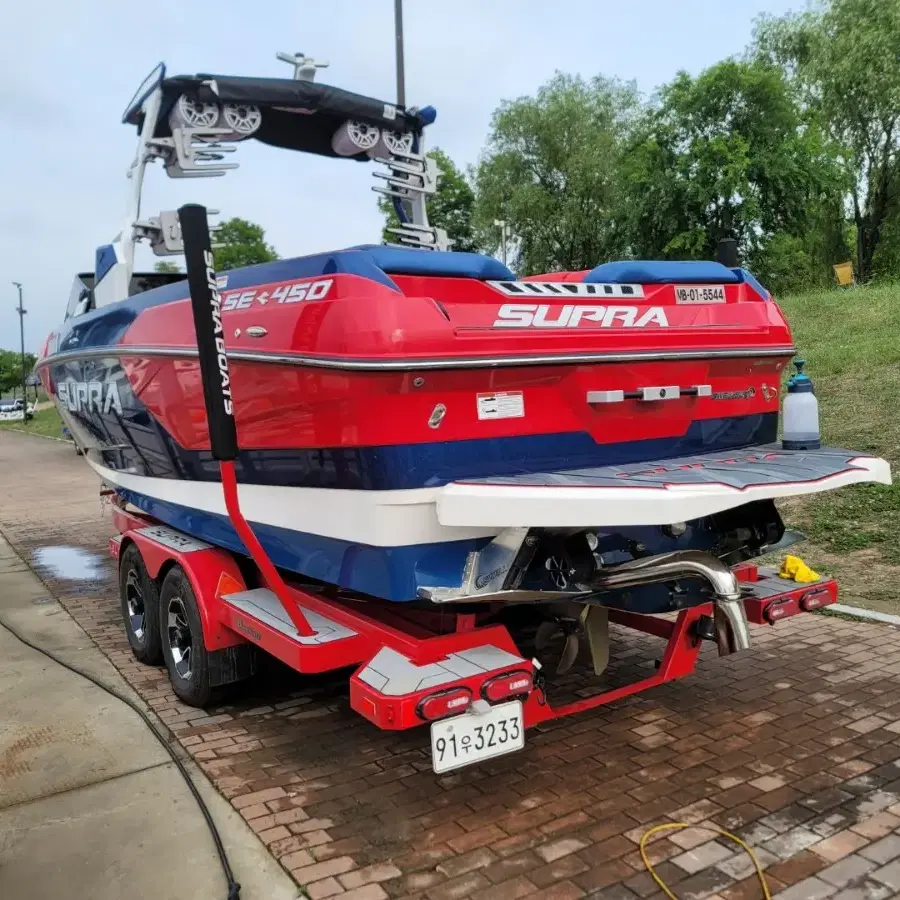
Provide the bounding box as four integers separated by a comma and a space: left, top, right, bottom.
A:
159, 565, 212, 707
118, 543, 164, 665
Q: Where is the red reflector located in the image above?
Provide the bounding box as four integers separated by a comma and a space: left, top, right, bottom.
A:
481, 669, 533, 704
417, 687, 472, 722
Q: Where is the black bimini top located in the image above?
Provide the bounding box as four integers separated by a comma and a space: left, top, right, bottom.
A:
124, 72, 432, 159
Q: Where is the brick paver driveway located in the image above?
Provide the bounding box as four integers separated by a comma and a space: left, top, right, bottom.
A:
3, 429, 900, 900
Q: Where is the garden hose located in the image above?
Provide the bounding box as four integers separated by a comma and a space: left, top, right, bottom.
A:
640, 822, 771, 900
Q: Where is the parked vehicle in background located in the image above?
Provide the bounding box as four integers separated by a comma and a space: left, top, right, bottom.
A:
0, 399, 33, 421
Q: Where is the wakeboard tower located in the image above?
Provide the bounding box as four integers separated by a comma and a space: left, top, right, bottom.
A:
35, 51, 891, 725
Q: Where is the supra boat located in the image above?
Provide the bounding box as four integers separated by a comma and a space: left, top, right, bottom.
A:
37, 52, 890, 635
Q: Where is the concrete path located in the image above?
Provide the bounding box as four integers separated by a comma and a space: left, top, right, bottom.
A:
8, 435, 900, 900
0, 533, 300, 900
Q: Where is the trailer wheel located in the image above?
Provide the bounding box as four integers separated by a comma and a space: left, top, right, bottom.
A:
118, 543, 163, 665
159, 565, 211, 707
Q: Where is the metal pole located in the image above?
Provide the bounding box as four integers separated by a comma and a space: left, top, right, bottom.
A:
12, 282, 27, 420
494, 219, 508, 267
394, 0, 405, 107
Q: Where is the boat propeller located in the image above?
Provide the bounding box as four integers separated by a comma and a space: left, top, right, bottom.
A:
534, 617, 582, 675
534, 604, 610, 677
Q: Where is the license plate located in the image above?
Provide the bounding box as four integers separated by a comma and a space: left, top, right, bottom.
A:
430, 700, 525, 773
674, 285, 726, 304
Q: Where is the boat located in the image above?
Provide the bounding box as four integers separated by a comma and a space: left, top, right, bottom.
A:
36, 52, 891, 649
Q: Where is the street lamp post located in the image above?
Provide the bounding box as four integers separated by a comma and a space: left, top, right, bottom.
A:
394, 0, 405, 107
12, 282, 27, 421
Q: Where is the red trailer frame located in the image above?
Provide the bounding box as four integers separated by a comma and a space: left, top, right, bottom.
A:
108, 497, 837, 772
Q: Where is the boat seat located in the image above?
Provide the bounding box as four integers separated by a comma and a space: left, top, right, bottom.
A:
352, 244, 515, 281
584, 260, 742, 285
224, 245, 515, 295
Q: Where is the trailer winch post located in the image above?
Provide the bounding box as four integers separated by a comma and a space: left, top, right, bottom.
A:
177, 203, 315, 637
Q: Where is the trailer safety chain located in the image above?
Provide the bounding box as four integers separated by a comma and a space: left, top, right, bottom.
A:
0, 615, 241, 900
640, 822, 771, 900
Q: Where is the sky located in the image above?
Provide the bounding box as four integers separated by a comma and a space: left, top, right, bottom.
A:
0, 0, 805, 351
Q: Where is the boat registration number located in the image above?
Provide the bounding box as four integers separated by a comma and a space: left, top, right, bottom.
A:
674, 285, 727, 304
431, 700, 525, 773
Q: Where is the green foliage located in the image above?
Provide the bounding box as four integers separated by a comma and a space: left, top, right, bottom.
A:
773, 284, 900, 590
153, 260, 181, 274
871, 214, 900, 281
472, 72, 639, 274
748, 233, 816, 297
212, 218, 279, 271
622, 59, 844, 272
374, 3, 900, 286
0, 349, 36, 396
378, 148, 478, 252
754, 0, 900, 282
0, 404, 62, 437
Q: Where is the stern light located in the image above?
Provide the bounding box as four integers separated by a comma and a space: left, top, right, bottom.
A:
481, 669, 533, 704
417, 686, 472, 722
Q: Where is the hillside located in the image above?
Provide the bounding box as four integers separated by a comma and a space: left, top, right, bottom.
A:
775, 283, 900, 612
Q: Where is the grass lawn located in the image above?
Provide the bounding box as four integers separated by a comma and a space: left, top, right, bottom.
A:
0, 404, 66, 439
771, 282, 900, 613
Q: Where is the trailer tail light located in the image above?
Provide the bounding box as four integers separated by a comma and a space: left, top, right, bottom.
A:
481, 669, 533, 704
417, 687, 472, 722
800, 587, 830, 611
764, 598, 792, 623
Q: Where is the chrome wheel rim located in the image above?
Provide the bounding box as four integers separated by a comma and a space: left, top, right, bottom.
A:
124, 568, 145, 641
166, 597, 193, 680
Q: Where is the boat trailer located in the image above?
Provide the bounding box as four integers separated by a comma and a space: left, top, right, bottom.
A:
105, 205, 839, 774
108, 507, 836, 773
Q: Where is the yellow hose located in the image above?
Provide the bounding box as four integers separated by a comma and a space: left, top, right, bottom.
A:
639, 823, 772, 900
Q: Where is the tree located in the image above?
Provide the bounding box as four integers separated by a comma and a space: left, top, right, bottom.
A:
621, 59, 845, 288
212, 218, 279, 271
755, 0, 900, 282
0, 349, 37, 397
473, 72, 639, 274
153, 260, 181, 274
378, 148, 478, 252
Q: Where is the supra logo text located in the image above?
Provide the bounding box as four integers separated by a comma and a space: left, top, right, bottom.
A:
493, 304, 669, 328
58, 380, 123, 415
204, 250, 234, 417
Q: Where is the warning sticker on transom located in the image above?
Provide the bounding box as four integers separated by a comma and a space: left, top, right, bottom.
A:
477, 391, 525, 420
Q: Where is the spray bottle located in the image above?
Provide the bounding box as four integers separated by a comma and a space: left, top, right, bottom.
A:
782, 359, 820, 450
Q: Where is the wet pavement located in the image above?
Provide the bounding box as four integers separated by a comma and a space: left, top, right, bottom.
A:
4, 430, 900, 900
31, 545, 106, 581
